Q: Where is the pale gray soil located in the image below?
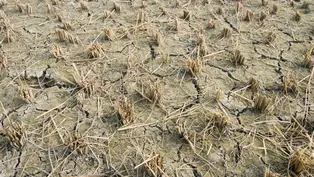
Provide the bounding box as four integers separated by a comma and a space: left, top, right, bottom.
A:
0, 0, 314, 177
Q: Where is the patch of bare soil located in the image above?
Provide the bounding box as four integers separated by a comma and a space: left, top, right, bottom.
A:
0, 0, 314, 176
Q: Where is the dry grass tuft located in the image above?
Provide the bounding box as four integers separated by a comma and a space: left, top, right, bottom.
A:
231, 50, 245, 66
236, 1, 242, 13
216, 7, 224, 15
196, 32, 207, 56
50, 44, 65, 59
151, 31, 163, 46
55, 28, 80, 44
137, 80, 162, 103
60, 21, 74, 31
26, 4, 32, 14
116, 97, 134, 125
72, 64, 94, 97
1, 20, 17, 43
3, 122, 27, 150
294, 11, 301, 22
66, 132, 88, 155
243, 10, 253, 22
56, 13, 64, 22
208, 112, 229, 133
103, 28, 115, 41
303, 45, 314, 68
103, 10, 111, 20
248, 78, 259, 92
86, 42, 105, 58
215, 89, 223, 102
144, 151, 164, 177
0, 0, 7, 9
186, 58, 202, 76
177, 122, 193, 143
253, 94, 271, 113
0, 52, 7, 70
219, 27, 231, 38
19, 81, 35, 103
283, 74, 298, 94
289, 148, 314, 175
16, 3, 25, 13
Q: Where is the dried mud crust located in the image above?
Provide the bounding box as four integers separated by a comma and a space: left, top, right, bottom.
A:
0, 0, 314, 177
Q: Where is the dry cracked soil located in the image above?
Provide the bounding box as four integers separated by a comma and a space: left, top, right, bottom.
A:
0, 0, 314, 177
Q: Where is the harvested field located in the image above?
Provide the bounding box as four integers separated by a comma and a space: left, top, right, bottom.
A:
0, 0, 314, 176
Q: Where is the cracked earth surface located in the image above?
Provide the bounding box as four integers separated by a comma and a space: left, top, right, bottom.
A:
0, 0, 314, 176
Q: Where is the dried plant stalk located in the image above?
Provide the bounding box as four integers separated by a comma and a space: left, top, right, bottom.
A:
215, 89, 223, 102
86, 42, 105, 58
103, 28, 115, 41
26, 4, 32, 14
294, 11, 301, 21
50, 44, 65, 59
231, 50, 245, 66
186, 58, 202, 76
209, 113, 229, 133
4, 122, 27, 150
16, 3, 25, 13
72, 64, 94, 97
145, 152, 164, 177
219, 28, 231, 38
289, 148, 314, 175
236, 1, 242, 13
137, 80, 162, 103
303, 45, 314, 68
61, 21, 74, 31
55, 29, 80, 44
253, 94, 271, 113
19, 81, 35, 103
216, 7, 223, 15
103, 10, 111, 20
0, 52, 7, 70
116, 97, 134, 125
248, 78, 259, 92
66, 132, 88, 155
3, 29, 16, 43
243, 10, 253, 22
152, 31, 163, 46
283, 74, 298, 94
